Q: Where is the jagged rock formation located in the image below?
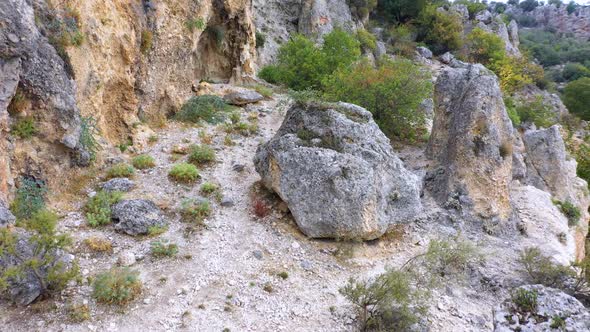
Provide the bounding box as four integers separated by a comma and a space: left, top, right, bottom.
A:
0, 0, 88, 202
506, 4, 590, 40
493, 285, 590, 331
254, 102, 422, 240
426, 63, 514, 224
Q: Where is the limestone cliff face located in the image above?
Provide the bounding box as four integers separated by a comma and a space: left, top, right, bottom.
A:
0, 0, 258, 201
506, 4, 590, 40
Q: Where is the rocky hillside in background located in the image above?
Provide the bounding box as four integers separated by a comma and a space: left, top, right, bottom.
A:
1, 0, 590, 331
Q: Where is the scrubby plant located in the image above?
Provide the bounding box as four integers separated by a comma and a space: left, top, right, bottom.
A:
0, 210, 79, 302
356, 29, 377, 51
563, 77, 590, 121
465, 28, 507, 65
518, 247, 575, 289
185, 17, 205, 32
7, 90, 27, 114
511, 288, 538, 313
175, 95, 234, 124
150, 240, 178, 257
455, 0, 488, 18
385, 24, 417, 57
323, 58, 432, 141
132, 154, 155, 170
84, 236, 113, 253
85, 190, 123, 227
92, 268, 142, 305
207, 25, 226, 48
106, 163, 135, 179
68, 303, 91, 322
11, 117, 37, 139
550, 315, 566, 329
79, 116, 100, 163
555, 200, 581, 226
200, 182, 219, 195
515, 96, 556, 128
169, 163, 200, 183
575, 143, 590, 189
417, 5, 464, 55
147, 225, 168, 237
422, 237, 481, 278
252, 199, 269, 218
180, 199, 211, 224
253, 85, 273, 98
140, 29, 153, 55
255, 31, 266, 48
278, 271, 289, 280
188, 144, 216, 165
10, 177, 48, 220
562, 62, 590, 82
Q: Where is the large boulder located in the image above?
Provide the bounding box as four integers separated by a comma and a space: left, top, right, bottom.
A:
100, 178, 135, 193
426, 64, 514, 223
254, 102, 422, 240
111, 199, 167, 236
493, 285, 590, 332
224, 90, 264, 106
0, 229, 73, 306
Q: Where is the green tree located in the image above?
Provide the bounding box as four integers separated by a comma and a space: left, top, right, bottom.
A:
323, 58, 433, 140
466, 27, 507, 65
378, 0, 431, 23
417, 5, 464, 55
564, 78, 590, 120
321, 28, 362, 75
562, 63, 590, 82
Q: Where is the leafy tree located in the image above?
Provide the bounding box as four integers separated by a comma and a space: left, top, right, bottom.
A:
519, 0, 539, 11
378, 0, 432, 23
323, 58, 433, 140
566, 1, 576, 14
562, 63, 590, 82
417, 5, 464, 55
563, 78, 590, 120
321, 28, 362, 75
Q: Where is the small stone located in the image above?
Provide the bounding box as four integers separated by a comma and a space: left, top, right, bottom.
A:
300, 260, 312, 271
252, 250, 263, 260
143, 298, 151, 305
232, 163, 245, 172
291, 241, 300, 249
117, 252, 136, 267
224, 90, 264, 106
220, 197, 235, 207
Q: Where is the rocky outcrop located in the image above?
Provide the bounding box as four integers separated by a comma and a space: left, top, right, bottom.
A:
112, 199, 166, 236
100, 178, 135, 193
0, 0, 88, 201
0, 201, 16, 227
493, 285, 590, 331
426, 64, 514, 224
298, 0, 358, 38
254, 102, 422, 240
506, 4, 590, 40
224, 90, 264, 106
474, 17, 521, 57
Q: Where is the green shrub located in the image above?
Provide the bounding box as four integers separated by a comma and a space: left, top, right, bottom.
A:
255, 31, 266, 48
504, 97, 522, 127
79, 116, 100, 163
175, 95, 234, 124
576, 144, 590, 189
386, 24, 417, 57
465, 27, 507, 65
258, 66, 282, 84
147, 225, 168, 237
323, 58, 432, 141
417, 5, 464, 55
11, 117, 37, 139
511, 288, 538, 313
132, 154, 155, 170
563, 78, 590, 121
455, 0, 488, 18
0, 210, 79, 302
186, 17, 205, 32
85, 190, 123, 227
356, 29, 377, 51
106, 163, 135, 179
378, 0, 431, 23
555, 200, 581, 226
180, 199, 211, 224
550, 315, 566, 329
188, 144, 216, 165
207, 26, 225, 48
140, 30, 153, 54
169, 163, 200, 183
515, 96, 556, 128
562, 62, 590, 82
252, 85, 273, 98
150, 240, 178, 257
92, 268, 142, 305
423, 237, 481, 279
200, 182, 219, 195
518, 247, 575, 289
10, 177, 47, 220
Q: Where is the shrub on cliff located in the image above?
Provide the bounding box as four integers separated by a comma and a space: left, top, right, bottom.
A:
416, 5, 464, 55
563, 78, 590, 121
465, 28, 506, 65
323, 58, 432, 140
175, 95, 234, 124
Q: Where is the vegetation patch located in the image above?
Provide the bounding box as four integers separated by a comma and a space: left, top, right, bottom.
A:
79, 116, 100, 163
175, 95, 234, 124
132, 154, 156, 170
151, 240, 178, 257
10, 177, 47, 220
188, 144, 216, 165
84, 190, 123, 227
92, 268, 142, 305
11, 117, 37, 139
554, 200, 581, 226
180, 199, 211, 224
169, 163, 200, 183
106, 163, 135, 179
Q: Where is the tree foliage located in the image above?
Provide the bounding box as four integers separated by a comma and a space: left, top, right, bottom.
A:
563, 77, 590, 120
417, 5, 464, 55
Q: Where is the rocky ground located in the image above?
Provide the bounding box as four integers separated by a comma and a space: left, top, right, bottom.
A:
1, 85, 585, 332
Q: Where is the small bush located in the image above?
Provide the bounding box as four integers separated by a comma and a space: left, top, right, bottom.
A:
504, 97, 521, 127
252, 199, 268, 218
175, 95, 234, 124
106, 163, 135, 179
253, 85, 273, 98
188, 144, 216, 165
11, 117, 37, 139
85, 190, 123, 227
92, 268, 142, 305
515, 96, 556, 128
423, 237, 481, 278
255, 31, 266, 48
511, 288, 538, 313
200, 182, 219, 195
84, 236, 113, 253
518, 247, 574, 289
180, 199, 211, 224
186, 17, 205, 32
68, 303, 91, 322
465, 28, 506, 66
10, 177, 47, 220
550, 315, 566, 329
132, 154, 155, 170
79, 116, 100, 163
278, 271, 289, 280
169, 163, 200, 183
356, 29, 377, 51
555, 200, 581, 226
150, 240, 178, 257
140, 30, 153, 55
0, 210, 79, 302
147, 225, 168, 237
417, 5, 464, 55
564, 77, 590, 121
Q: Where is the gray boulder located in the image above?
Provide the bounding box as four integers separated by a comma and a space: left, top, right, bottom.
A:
416, 46, 433, 59
101, 178, 135, 192
440, 52, 455, 64
426, 64, 514, 223
111, 199, 167, 236
224, 90, 264, 106
493, 285, 590, 332
0, 200, 15, 227
475, 10, 493, 24
254, 102, 422, 240
0, 229, 73, 306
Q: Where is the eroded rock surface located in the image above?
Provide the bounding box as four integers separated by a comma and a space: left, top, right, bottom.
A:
101, 178, 135, 193
112, 199, 166, 236
426, 64, 514, 223
254, 102, 422, 240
